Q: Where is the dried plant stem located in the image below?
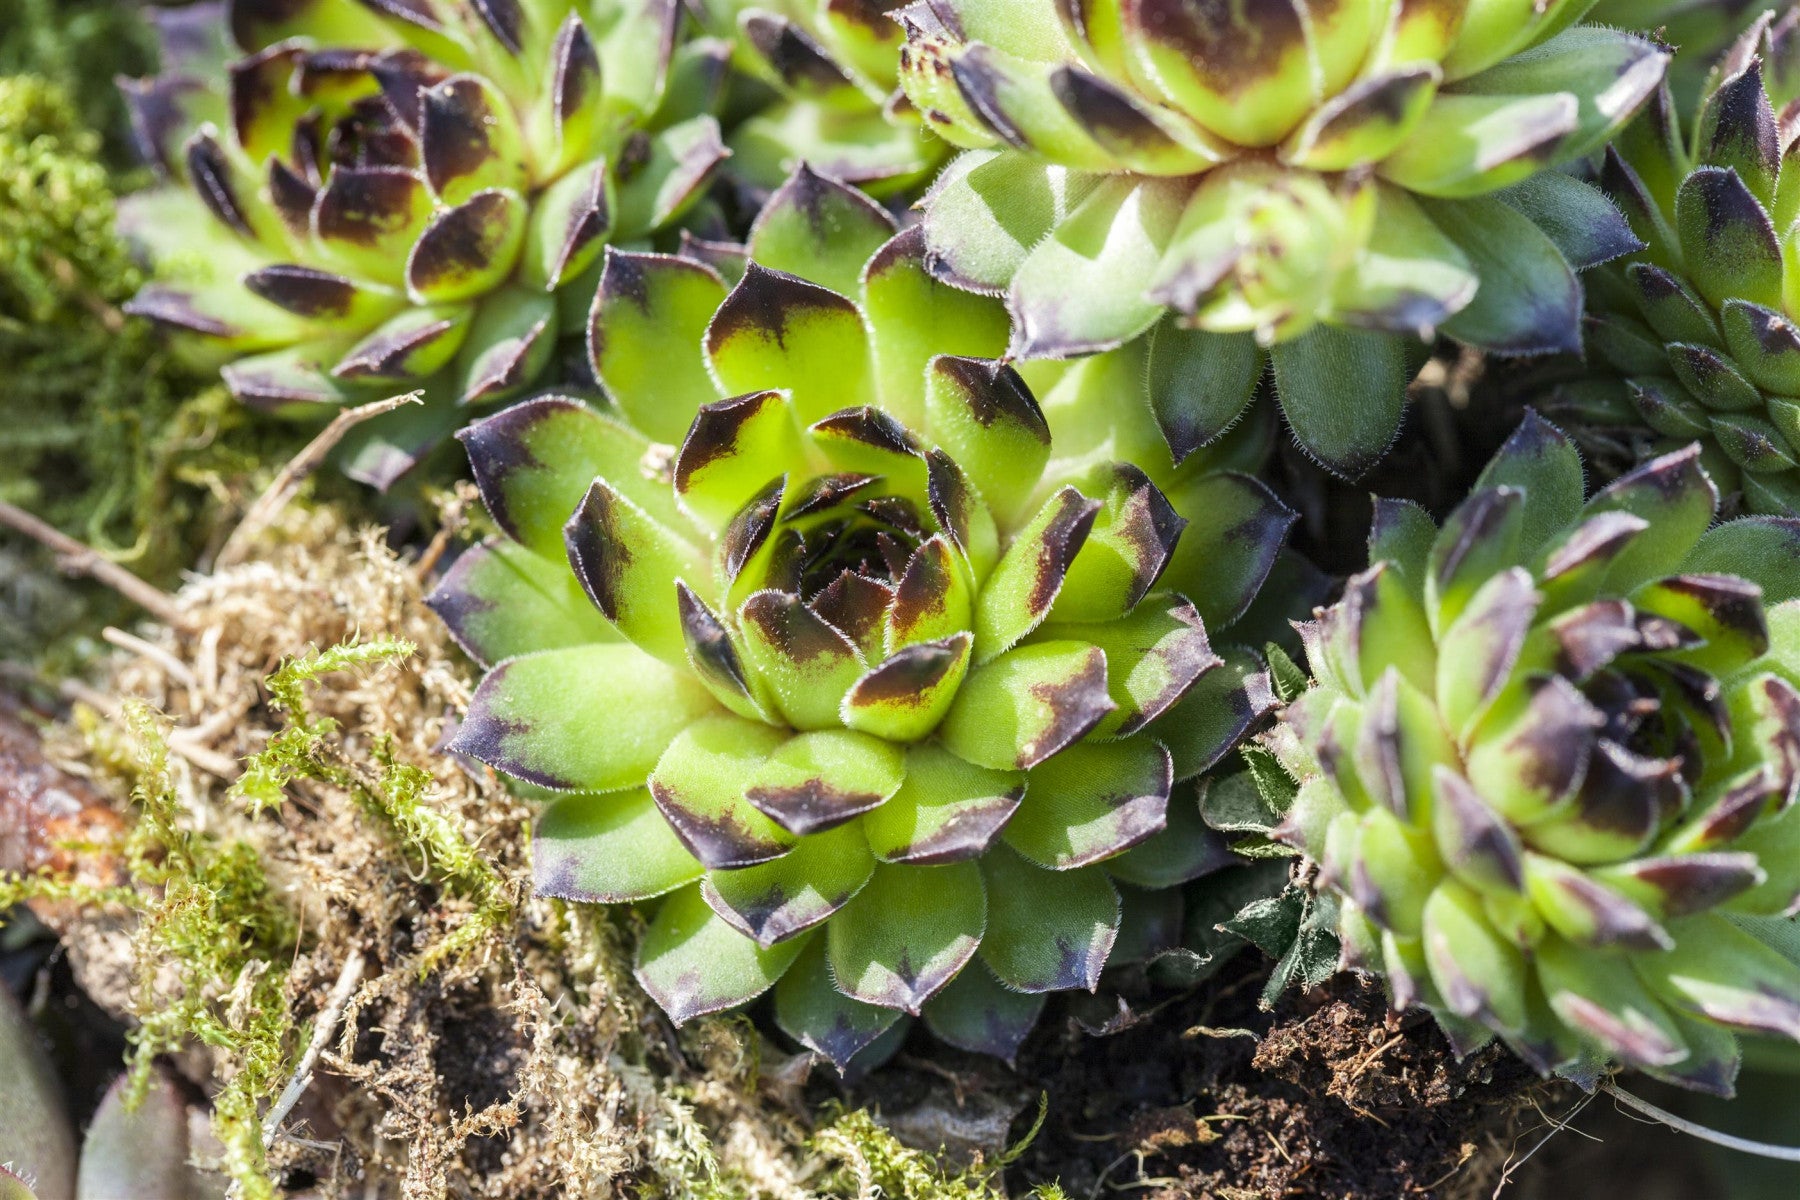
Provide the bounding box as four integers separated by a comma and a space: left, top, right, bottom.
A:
0, 500, 186, 628
1603, 1083, 1800, 1162
263, 948, 367, 1149
215, 393, 421, 570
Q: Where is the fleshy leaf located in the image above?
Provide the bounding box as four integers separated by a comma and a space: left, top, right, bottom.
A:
920, 962, 1044, 1062
705, 262, 874, 426
703, 820, 876, 946
775, 937, 902, 1070
534, 788, 704, 903
648, 715, 795, 869
451, 645, 716, 792
745, 729, 906, 835
1004, 737, 1172, 869
863, 742, 1024, 865
461, 397, 689, 558
635, 885, 808, 1023
427, 537, 617, 668
828, 861, 987, 1013
979, 846, 1120, 992
590, 250, 729, 444
940, 640, 1113, 770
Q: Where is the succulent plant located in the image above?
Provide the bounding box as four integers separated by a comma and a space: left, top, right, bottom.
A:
1267, 412, 1800, 1095
428, 164, 1294, 1067
893, 0, 1667, 476
116, 0, 728, 488
1581, 11, 1800, 520
689, 0, 945, 196
0, 980, 221, 1200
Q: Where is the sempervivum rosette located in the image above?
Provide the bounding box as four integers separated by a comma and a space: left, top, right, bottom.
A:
428, 166, 1296, 1068
117, 0, 727, 487
1269, 412, 1800, 1094
894, 0, 1666, 476
689, 0, 945, 196
1579, 11, 1800, 519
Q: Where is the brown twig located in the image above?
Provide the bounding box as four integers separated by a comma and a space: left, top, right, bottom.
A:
215, 392, 422, 569
0, 500, 187, 628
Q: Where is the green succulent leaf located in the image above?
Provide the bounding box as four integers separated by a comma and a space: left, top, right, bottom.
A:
635, 885, 809, 1024
979, 846, 1120, 992
590, 250, 730, 444
428, 537, 618, 668
828, 862, 987, 1013
775, 937, 903, 1070
534, 785, 706, 904
920, 962, 1045, 1062
451, 645, 717, 792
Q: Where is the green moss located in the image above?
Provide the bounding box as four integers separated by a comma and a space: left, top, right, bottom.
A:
0, 0, 156, 153
233, 637, 517, 977
810, 1097, 1049, 1200
0, 70, 306, 663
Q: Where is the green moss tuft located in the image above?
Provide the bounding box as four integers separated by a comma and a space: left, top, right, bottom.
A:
810, 1096, 1049, 1200
0, 71, 303, 665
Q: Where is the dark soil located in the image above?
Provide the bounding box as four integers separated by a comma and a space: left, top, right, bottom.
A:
999, 970, 1546, 1200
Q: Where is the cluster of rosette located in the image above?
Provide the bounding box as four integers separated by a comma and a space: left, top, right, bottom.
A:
894, 0, 1668, 475
1579, 10, 1800, 519
1268, 412, 1800, 1095
117, 0, 728, 486
428, 166, 1297, 1067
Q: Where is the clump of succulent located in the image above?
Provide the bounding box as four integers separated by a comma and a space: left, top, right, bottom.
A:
1582, 11, 1800, 519
429, 165, 1293, 1067
894, 0, 1666, 476
1268, 412, 1800, 1094
689, 0, 944, 196
117, 0, 727, 488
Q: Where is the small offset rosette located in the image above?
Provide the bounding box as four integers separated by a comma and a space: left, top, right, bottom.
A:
1270, 411, 1800, 1096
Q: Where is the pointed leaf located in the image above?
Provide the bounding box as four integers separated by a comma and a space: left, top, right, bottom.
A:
775, 937, 902, 1070
973, 488, 1100, 660
1004, 737, 1172, 869
863, 742, 1023, 865
920, 963, 1044, 1062
590, 250, 729, 444
533, 788, 703, 903
980, 846, 1119, 992
749, 164, 899, 297
739, 590, 867, 730
451, 645, 716, 791
648, 715, 795, 869
1270, 326, 1409, 479
1038, 595, 1219, 738
1008, 176, 1187, 358
635, 885, 808, 1023
1423, 195, 1583, 356
564, 480, 710, 665
1143, 647, 1276, 781
427, 537, 617, 668
940, 640, 1113, 770
704, 820, 875, 946
1159, 470, 1295, 630
828, 861, 986, 1013
705, 262, 873, 426
745, 729, 905, 835
923, 357, 1052, 528
841, 634, 975, 743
